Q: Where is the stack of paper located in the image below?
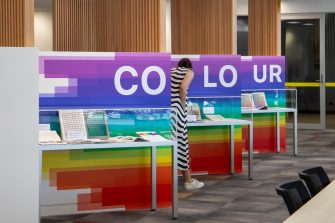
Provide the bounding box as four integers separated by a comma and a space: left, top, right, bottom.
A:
136, 132, 167, 142
39, 131, 65, 144
205, 115, 225, 121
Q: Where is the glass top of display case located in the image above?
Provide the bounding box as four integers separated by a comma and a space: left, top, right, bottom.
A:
187, 96, 242, 122
39, 108, 172, 145
186, 96, 252, 126
241, 88, 297, 114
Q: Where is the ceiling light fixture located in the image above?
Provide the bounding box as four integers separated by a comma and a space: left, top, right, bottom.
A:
286, 21, 301, 24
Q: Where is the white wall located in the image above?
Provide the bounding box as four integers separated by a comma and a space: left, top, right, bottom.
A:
237, 0, 335, 15
35, 11, 53, 51
237, 0, 248, 15
0, 48, 39, 223
282, 0, 335, 14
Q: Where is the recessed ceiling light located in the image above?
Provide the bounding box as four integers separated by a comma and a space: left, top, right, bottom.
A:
286, 21, 301, 24
303, 23, 314, 26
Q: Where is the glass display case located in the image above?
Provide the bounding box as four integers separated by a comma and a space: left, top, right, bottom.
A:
187, 96, 242, 122
240, 88, 298, 155
241, 88, 297, 111
183, 96, 253, 178
39, 108, 172, 144
39, 108, 177, 217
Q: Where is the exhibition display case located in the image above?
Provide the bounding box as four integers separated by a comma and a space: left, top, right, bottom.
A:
39, 108, 173, 143
38, 52, 177, 217
185, 96, 245, 175
39, 108, 177, 217
241, 89, 298, 155
186, 96, 254, 179
241, 88, 297, 111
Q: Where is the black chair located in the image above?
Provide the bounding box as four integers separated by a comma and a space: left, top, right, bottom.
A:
298, 166, 330, 197
275, 180, 311, 215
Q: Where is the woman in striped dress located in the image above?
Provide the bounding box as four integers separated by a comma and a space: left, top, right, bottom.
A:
171, 58, 204, 190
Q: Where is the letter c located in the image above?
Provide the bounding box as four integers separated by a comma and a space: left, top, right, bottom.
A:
114, 66, 138, 96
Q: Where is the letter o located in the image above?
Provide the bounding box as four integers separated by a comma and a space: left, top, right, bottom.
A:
142, 66, 166, 95
219, 65, 238, 88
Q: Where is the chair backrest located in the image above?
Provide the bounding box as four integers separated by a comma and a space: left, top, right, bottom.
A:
275, 180, 311, 215
298, 166, 330, 197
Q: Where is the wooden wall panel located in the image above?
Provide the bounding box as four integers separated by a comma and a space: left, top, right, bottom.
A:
53, 0, 96, 51
248, 0, 281, 56
0, 0, 34, 47
53, 0, 165, 52
171, 0, 236, 54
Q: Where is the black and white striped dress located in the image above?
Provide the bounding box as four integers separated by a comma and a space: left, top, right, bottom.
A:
171, 67, 190, 170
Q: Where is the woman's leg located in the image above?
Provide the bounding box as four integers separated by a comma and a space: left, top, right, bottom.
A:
181, 169, 192, 183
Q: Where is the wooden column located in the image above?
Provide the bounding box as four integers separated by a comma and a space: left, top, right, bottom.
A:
0, 0, 34, 47
53, 0, 97, 51
171, 0, 237, 54
53, 0, 166, 52
248, 0, 281, 56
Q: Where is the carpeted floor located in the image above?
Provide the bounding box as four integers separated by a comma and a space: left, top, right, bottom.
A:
41, 129, 335, 223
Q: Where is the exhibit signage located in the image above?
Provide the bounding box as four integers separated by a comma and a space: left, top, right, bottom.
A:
39, 53, 285, 109
39, 52, 171, 109
171, 55, 241, 97
241, 56, 285, 90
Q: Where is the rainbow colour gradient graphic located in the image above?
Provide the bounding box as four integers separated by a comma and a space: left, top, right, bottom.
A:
187, 97, 243, 174
40, 109, 173, 213
245, 90, 287, 153
42, 146, 172, 211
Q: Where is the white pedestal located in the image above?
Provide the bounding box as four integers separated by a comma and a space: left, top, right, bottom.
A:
0, 47, 39, 223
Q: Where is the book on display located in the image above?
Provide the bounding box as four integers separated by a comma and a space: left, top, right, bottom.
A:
187, 104, 202, 121
84, 110, 110, 139
59, 110, 88, 142
241, 93, 253, 110
205, 114, 225, 121
252, 92, 268, 110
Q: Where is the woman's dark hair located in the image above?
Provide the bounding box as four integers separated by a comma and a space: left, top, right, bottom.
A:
178, 58, 193, 70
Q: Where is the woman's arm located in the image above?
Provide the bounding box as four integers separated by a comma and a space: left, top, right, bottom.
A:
179, 70, 194, 111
